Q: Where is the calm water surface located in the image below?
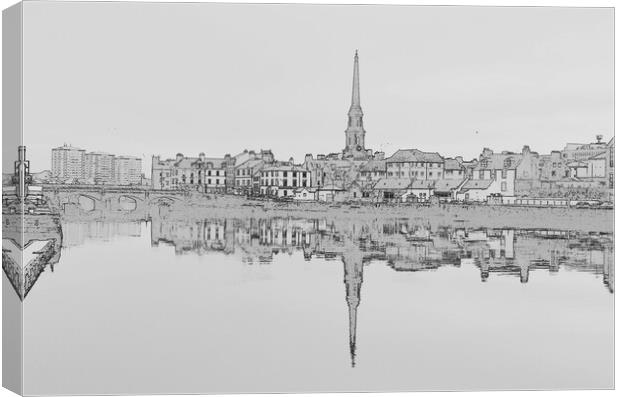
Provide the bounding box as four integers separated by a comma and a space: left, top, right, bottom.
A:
14, 215, 614, 394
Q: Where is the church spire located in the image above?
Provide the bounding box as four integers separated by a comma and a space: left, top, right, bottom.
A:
350, 50, 361, 112
343, 50, 367, 158
342, 243, 363, 368
349, 303, 358, 367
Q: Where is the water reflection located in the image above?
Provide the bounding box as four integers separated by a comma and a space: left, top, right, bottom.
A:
57, 215, 616, 367
147, 216, 613, 292
2, 214, 63, 300
4, 214, 614, 367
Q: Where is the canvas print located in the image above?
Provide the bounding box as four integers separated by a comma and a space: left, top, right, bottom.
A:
2, 1, 614, 395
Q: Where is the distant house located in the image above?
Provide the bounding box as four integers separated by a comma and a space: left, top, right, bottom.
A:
293, 187, 317, 201
466, 153, 518, 201
538, 151, 568, 181
586, 152, 607, 178
478, 146, 539, 181
359, 159, 386, 182
385, 149, 444, 180
566, 161, 589, 178
234, 158, 268, 195
443, 158, 466, 180
434, 179, 468, 201
260, 164, 311, 198
317, 184, 348, 202
455, 179, 494, 202
372, 178, 412, 200
403, 180, 435, 202
346, 181, 364, 201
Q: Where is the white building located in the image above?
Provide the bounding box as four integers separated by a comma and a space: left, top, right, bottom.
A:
114, 156, 142, 185
51, 144, 86, 181
260, 164, 311, 197
386, 149, 445, 180
151, 153, 230, 191
85, 152, 115, 184
456, 155, 518, 202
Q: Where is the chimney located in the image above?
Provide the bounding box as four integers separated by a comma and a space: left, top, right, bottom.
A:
481, 148, 493, 158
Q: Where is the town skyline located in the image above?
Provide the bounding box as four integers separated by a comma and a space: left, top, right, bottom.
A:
18, 3, 613, 175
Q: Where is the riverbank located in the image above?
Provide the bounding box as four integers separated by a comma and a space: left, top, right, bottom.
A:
58, 195, 614, 233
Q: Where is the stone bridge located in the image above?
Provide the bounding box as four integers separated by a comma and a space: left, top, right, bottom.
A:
42, 185, 191, 214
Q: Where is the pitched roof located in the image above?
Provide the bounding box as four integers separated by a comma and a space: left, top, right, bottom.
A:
373, 178, 412, 190
460, 179, 493, 191
386, 149, 444, 163
262, 164, 307, 172
176, 157, 227, 169
434, 178, 466, 193
443, 158, 463, 171
319, 183, 346, 191
236, 158, 264, 169
294, 187, 317, 193
409, 180, 435, 189
360, 159, 386, 172
588, 152, 608, 160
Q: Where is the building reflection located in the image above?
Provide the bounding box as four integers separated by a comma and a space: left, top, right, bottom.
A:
12, 213, 614, 363
143, 215, 614, 367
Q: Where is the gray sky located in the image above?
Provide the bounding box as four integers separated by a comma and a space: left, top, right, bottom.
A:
21, 2, 613, 175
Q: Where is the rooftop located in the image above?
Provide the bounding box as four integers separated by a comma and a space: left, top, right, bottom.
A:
387, 149, 444, 164
460, 179, 494, 191
373, 178, 412, 190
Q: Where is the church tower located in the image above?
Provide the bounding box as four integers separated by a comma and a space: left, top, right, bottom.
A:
343, 51, 367, 159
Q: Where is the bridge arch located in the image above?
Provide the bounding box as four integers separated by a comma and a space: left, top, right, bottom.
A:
77, 194, 97, 212
118, 195, 139, 211
148, 196, 180, 206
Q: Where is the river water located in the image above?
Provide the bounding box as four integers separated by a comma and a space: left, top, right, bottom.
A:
12, 214, 614, 394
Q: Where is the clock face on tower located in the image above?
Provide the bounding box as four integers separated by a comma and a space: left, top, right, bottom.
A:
356, 145, 362, 151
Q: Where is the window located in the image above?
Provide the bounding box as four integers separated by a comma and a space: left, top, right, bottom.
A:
479, 170, 484, 179
501, 182, 507, 192
501, 170, 507, 179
